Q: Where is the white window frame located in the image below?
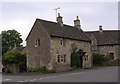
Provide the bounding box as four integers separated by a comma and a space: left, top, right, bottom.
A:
57, 54, 61, 63
63, 54, 66, 63
35, 39, 40, 47
61, 55, 64, 63
56, 54, 66, 63
60, 38, 63, 46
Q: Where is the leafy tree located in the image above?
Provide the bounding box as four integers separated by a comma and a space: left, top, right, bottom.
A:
2, 30, 23, 55
2, 50, 26, 72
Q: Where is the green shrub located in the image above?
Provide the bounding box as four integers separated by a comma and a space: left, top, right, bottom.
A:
40, 66, 47, 72
104, 54, 111, 61
2, 50, 27, 72
27, 68, 32, 72
92, 52, 105, 66
27, 66, 56, 74
32, 67, 41, 72
47, 70, 56, 73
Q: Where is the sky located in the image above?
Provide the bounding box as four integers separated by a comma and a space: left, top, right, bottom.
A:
0, 0, 119, 46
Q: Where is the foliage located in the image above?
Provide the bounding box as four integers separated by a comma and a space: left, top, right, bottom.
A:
104, 54, 111, 61
92, 52, 105, 66
27, 66, 56, 74
71, 49, 86, 68
47, 70, 56, 73
2, 50, 27, 72
2, 30, 23, 55
27, 68, 32, 72
71, 52, 81, 67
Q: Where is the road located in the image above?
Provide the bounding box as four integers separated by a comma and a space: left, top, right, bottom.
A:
1, 66, 118, 82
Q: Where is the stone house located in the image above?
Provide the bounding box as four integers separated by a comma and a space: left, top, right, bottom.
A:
9, 45, 25, 53
25, 13, 92, 72
85, 26, 120, 60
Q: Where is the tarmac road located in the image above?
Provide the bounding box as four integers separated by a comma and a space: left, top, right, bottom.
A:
1, 66, 118, 82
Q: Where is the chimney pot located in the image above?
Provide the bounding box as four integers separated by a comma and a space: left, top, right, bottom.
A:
58, 13, 60, 17
57, 13, 63, 26
99, 25, 103, 32
76, 16, 79, 20
74, 16, 81, 29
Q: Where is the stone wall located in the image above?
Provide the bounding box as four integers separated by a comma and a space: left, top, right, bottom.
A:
98, 45, 119, 60
50, 37, 92, 72
90, 35, 98, 52
26, 20, 51, 69
5, 64, 19, 73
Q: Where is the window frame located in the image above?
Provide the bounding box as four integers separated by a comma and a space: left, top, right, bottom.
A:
56, 54, 67, 63
35, 38, 40, 47
57, 54, 61, 63
63, 54, 66, 62
60, 38, 66, 47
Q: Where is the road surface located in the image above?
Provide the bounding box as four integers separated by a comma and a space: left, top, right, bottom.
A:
1, 66, 118, 82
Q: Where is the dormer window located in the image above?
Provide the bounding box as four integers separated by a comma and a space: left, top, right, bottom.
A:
35, 39, 40, 47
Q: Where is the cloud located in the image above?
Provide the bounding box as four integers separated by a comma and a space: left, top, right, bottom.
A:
0, 19, 34, 46
0, 2, 118, 46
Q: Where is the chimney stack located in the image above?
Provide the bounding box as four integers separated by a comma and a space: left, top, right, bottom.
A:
57, 13, 63, 26
99, 25, 103, 32
74, 16, 81, 29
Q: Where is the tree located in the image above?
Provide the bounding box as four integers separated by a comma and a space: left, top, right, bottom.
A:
2, 30, 23, 55
2, 50, 26, 72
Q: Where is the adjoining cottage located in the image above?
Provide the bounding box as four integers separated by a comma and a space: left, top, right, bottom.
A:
85, 26, 120, 60
25, 13, 92, 72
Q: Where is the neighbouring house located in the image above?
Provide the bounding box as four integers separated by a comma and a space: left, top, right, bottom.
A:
85, 26, 120, 60
25, 13, 92, 72
9, 45, 26, 53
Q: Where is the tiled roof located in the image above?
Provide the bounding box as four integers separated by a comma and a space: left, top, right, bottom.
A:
85, 30, 120, 46
37, 19, 91, 42
9, 46, 25, 52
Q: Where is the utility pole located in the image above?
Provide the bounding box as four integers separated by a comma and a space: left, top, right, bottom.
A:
54, 7, 60, 19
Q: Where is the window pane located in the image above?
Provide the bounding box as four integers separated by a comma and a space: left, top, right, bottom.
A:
38, 39, 40, 46
57, 59, 60, 63
57, 55, 60, 63
61, 59, 63, 62
58, 55, 60, 58
64, 55, 66, 58
63, 40, 66, 46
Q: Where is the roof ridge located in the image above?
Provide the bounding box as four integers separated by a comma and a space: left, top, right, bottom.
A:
85, 30, 120, 32
37, 18, 78, 29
